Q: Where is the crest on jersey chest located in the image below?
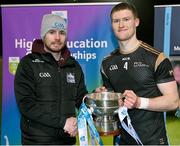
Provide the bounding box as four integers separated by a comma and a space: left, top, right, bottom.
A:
109, 64, 118, 71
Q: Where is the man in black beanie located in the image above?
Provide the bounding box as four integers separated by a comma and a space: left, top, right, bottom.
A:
14, 13, 87, 145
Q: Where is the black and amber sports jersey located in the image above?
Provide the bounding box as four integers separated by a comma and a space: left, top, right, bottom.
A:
101, 41, 175, 145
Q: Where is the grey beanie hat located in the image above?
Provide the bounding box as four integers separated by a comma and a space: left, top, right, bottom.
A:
40, 14, 67, 39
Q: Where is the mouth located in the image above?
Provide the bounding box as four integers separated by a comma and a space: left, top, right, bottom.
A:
52, 42, 62, 47
52, 42, 60, 45
118, 29, 127, 32
52, 44, 60, 47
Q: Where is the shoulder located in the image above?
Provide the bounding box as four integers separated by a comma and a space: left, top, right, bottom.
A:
69, 56, 82, 69
140, 41, 166, 61
16, 53, 39, 74
20, 53, 43, 63
140, 41, 162, 56
69, 56, 78, 64
140, 41, 168, 69
21, 53, 42, 59
102, 48, 119, 62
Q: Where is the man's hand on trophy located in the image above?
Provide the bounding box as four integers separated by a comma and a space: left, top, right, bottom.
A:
122, 90, 140, 109
63, 117, 77, 137
95, 86, 108, 92
118, 97, 124, 107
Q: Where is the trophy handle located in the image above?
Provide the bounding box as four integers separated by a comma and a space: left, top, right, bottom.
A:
83, 94, 104, 115
82, 95, 87, 103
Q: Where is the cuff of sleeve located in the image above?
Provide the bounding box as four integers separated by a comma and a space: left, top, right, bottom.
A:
59, 117, 66, 129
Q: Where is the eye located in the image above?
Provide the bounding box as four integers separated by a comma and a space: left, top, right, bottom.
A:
123, 17, 132, 22
112, 19, 119, 23
59, 31, 66, 35
48, 30, 56, 34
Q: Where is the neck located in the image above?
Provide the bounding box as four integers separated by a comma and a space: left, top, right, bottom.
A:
118, 36, 140, 54
51, 52, 61, 61
44, 47, 61, 61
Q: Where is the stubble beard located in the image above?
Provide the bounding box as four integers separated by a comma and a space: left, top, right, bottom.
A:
115, 27, 136, 42
44, 42, 65, 53
117, 31, 135, 42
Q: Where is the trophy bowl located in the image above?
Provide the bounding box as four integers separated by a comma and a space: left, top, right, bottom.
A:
85, 92, 122, 136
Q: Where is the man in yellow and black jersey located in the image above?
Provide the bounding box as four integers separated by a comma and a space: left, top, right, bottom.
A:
96, 2, 179, 145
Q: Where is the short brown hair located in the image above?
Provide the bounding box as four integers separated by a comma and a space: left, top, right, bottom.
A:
110, 2, 138, 19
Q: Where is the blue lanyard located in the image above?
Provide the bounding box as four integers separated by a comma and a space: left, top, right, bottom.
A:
78, 102, 103, 146
118, 106, 143, 145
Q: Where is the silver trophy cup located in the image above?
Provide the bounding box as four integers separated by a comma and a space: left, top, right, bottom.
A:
85, 92, 123, 136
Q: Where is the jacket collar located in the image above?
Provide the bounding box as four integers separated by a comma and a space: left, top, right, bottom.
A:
32, 39, 72, 67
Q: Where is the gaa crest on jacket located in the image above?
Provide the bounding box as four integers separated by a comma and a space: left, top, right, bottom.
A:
66, 72, 75, 83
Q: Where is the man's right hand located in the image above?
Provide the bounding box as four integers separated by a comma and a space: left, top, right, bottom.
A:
63, 117, 77, 137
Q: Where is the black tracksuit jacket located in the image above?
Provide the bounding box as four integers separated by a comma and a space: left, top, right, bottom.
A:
14, 50, 87, 142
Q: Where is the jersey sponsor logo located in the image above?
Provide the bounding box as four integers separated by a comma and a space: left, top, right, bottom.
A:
32, 59, 44, 63
109, 64, 118, 71
39, 72, 51, 78
122, 57, 130, 61
66, 72, 75, 83
134, 62, 149, 68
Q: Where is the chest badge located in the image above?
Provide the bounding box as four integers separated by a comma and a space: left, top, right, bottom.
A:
66, 72, 75, 83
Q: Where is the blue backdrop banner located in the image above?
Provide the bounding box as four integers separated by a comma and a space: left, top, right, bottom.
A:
154, 5, 180, 56
1, 3, 118, 145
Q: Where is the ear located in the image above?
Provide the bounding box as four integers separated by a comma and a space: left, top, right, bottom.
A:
135, 18, 140, 27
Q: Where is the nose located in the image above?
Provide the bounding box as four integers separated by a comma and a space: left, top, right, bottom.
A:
118, 20, 124, 27
55, 32, 60, 40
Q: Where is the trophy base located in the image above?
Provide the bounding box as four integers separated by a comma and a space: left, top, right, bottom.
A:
94, 115, 120, 136
99, 129, 121, 136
